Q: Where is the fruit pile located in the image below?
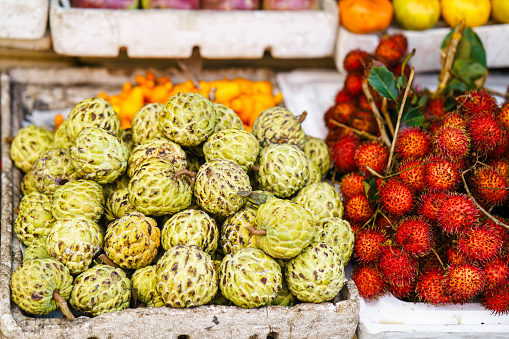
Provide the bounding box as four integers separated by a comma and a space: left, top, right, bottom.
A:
327, 32, 509, 314
8, 93, 352, 318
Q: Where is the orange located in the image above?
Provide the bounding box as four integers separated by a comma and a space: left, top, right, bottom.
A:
339, 0, 394, 34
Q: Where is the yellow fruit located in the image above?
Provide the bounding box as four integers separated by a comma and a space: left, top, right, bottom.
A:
393, 0, 440, 31
492, 0, 509, 23
441, 0, 491, 28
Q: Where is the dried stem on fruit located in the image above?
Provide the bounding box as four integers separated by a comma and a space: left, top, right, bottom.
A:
53, 290, 75, 320
98, 254, 121, 269
435, 22, 465, 98
247, 226, 266, 236
329, 120, 380, 141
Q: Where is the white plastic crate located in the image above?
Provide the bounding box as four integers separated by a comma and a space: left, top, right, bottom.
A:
0, 0, 49, 40
49, 0, 338, 59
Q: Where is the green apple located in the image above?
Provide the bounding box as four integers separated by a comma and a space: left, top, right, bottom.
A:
393, 0, 441, 31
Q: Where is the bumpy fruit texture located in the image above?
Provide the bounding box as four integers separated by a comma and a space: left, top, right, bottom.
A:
351, 264, 387, 300
220, 207, 257, 255
327, 102, 356, 125
461, 89, 498, 118
131, 103, 163, 144
379, 179, 414, 215
194, 159, 251, 217
213, 103, 245, 133
482, 286, 509, 315
71, 127, 130, 184
252, 107, 306, 149
127, 136, 187, 177
286, 242, 345, 303
458, 225, 502, 263
395, 217, 433, 257
46, 217, 103, 275
102, 172, 130, 201
161, 209, 218, 254
433, 126, 470, 160
468, 114, 505, 154
424, 155, 460, 191
397, 158, 426, 191
70, 264, 131, 316
343, 49, 369, 73
418, 191, 448, 223
254, 199, 315, 259
203, 129, 260, 172
395, 127, 431, 159
304, 136, 331, 176
270, 278, 297, 307
66, 97, 121, 141
344, 193, 375, 224
354, 228, 387, 263
340, 173, 367, 201
499, 102, 509, 131
331, 133, 360, 173
314, 217, 355, 265
10, 258, 73, 315
437, 193, 479, 234
104, 187, 137, 221
306, 160, 322, 185
104, 212, 160, 269
120, 128, 135, 151
10, 125, 54, 173
131, 265, 165, 307
21, 170, 38, 196
53, 120, 73, 149
33, 148, 79, 195
23, 236, 50, 261
375, 36, 404, 64
14, 192, 54, 246
156, 245, 217, 308
378, 246, 418, 287
255, 144, 309, 198
389, 278, 415, 299
445, 263, 486, 302
292, 182, 344, 222
159, 92, 217, 147
220, 248, 282, 308
344, 72, 363, 97
51, 179, 104, 222
426, 97, 447, 119
416, 269, 449, 305
483, 257, 509, 292
128, 158, 192, 216
471, 167, 509, 206
355, 141, 389, 176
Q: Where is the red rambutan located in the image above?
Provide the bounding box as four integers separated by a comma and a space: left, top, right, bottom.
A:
389, 278, 415, 299
482, 286, 509, 315
349, 222, 363, 234
468, 114, 505, 154
426, 97, 447, 119
445, 263, 486, 302
375, 37, 404, 64
483, 257, 509, 292
460, 89, 499, 118
325, 127, 349, 148
397, 158, 426, 191
340, 172, 367, 201
487, 132, 509, 159
343, 49, 369, 73
354, 141, 389, 176
433, 125, 470, 160
424, 155, 460, 191
395, 127, 432, 159
445, 246, 468, 267
331, 133, 360, 173
442, 112, 467, 130
458, 223, 503, 263
379, 179, 414, 215
470, 167, 509, 207
395, 217, 434, 257
334, 89, 355, 104
327, 101, 357, 125
374, 214, 397, 236
349, 109, 380, 136
345, 193, 375, 224
389, 34, 408, 55
488, 157, 509, 177
354, 228, 388, 263
416, 269, 450, 305
344, 72, 364, 97
418, 190, 448, 223
351, 265, 387, 300
437, 193, 479, 234
358, 95, 372, 112
499, 101, 509, 131
378, 246, 418, 287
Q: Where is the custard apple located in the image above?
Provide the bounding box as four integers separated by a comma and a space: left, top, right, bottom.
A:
315, 217, 354, 265
220, 247, 282, 308
10, 125, 54, 173
10, 258, 73, 315
156, 244, 217, 308
102, 172, 130, 201
51, 179, 104, 222
252, 107, 306, 149
291, 182, 344, 222
104, 187, 136, 222
307, 160, 322, 185
213, 103, 244, 133
33, 148, 79, 195
104, 211, 160, 269
14, 191, 54, 246
131, 265, 164, 307
23, 236, 50, 261
220, 207, 257, 255
161, 209, 219, 254
304, 136, 331, 175
131, 103, 163, 144
159, 92, 217, 147
21, 170, 37, 196
270, 278, 297, 306
120, 128, 135, 151
66, 97, 121, 141
255, 144, 310, 198
52, 120, 73, 149
208, 260, 233, 306
71, 127, 129, 184
203, 129, 260, 172
194, 159, 251, 217
70, 264, 131, 316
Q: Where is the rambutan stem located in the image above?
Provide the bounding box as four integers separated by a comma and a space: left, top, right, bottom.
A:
379, 211, 396, 230
361, 80, 392, 148
365, 166, 384, 179
53, 290, 75, 320
385, 161, 426, 179
387, 67, 415, 173
381, 98, 395, 137
430, 248, 446, 271
247, 226, 266, 236
434, 21, 465, 98
329, 120, 379, 141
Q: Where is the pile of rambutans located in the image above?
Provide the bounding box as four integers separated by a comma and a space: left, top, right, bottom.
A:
326, 34, 509, 315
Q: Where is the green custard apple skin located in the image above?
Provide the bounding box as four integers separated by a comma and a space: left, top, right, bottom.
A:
46, 217, 104, 275
194, 159, 251, 217
104, 212, 161, 269
315, 217, 355, 265
10, 258, 73, 315
127, 136, 187, 177
286, 242, 345, 303
304, 136, 331, 175
71, 127, 129, 184
131, 265, 165, 307
131, 103, 164, 144
33, 148, 79, 195
255, 198, 315, 259
102, 172, 130, 201
208, 260, 233, 305
291, 182, 344, 222
203, 129, 260, 172
65, 97, 121, 141
10, 125, 54, 173
270, 278, 297, 306
21, 170, 38, 196
14, 192, 55, 246
156, 244, 218, 308
51, 179, 104, 222
255, 143, 310, 198
252, 107, 306, 149
220, 248, 282, 308
53, 120, 73, 149
70, 264, 131, 317
23, 236, 50, 261
161, 209, 219, 254
128, 157, 193, 216
220, 207, 257, 255
159, 92, 217, 147
120, 128, 135, 151
213, 103, 245, 133
306, 160, 322, 185
104, 187, 137, 222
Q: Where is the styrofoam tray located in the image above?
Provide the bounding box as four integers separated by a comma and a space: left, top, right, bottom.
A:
334, 22, 509, 74
0, 0, 49, 40
49, 0, 338, 59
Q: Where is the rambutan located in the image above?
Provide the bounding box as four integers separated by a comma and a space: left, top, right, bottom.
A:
416, 269, 450, 305
499, 101, 509, 131
378, 246, 418, 287
459, 89, 498, 118
389, 278, 415, 299
340, 172, 367, 201
482, 219, 509, 248
351, 265, 387, 300
392, 62, 411, 79
424, 155, 460, 191
379, 179, 414, 215
470, 167, 509, 206
354, 141, 389, 176
325, 127, 349, 148
344, 72, 363, 97
334, 89, 355, 104
488, 157, 509, 177
395, 217, 434, 257
395, 127, 432, 159
418, 190, 448, 223
330, 133, 359, 173
389, 34, 408, 55
343, 49, 369, 73
442, 112, 467, 130
354, 228, 388, 263
327, 101, 356, 125
445, 246, 468, 267
488, 132, 509, 159
433, 125, 470, 160
349, 109, 380, 136
468, 114, 505, 154
349, 222, 363, 234
358, 95, 372, 112
482, 286, 509, 315
483, 257, 509, 292
397, 158, 426, 191
374, 214, 397, 236
426, 97, 447, 119
375, 36, 404, 64
344, 193, 375, 224
458, 223, 503, 263
445, 263, 486, 302
437, 193, 479, 234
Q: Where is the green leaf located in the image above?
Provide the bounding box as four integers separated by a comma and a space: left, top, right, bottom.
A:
367, 66, 399, 102
453, 59, 487, 82
441, 29, 454, 49
364, 178, 379, 203
403, 106, 424, 127
463, 28, 486, 67
444, 96, 458, 111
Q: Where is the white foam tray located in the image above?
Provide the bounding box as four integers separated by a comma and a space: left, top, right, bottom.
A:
49, 0, 338, 59
334, 22, 509, 74
0, 0, 49, 40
